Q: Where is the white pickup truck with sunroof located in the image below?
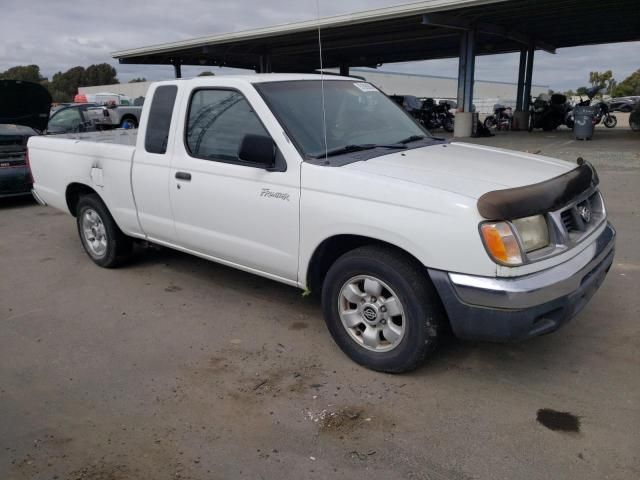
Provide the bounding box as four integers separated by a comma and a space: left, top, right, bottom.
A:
27, 74, 615, 372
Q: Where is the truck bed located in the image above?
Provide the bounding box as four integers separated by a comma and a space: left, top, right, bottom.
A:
52, 129, 138, 145
28, 129, 142, 237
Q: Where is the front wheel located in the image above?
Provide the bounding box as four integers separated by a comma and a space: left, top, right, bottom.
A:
604, 115, 617, 128
630, 112, 640, 132
77, 194, 133, 268
321, 246, 444, 373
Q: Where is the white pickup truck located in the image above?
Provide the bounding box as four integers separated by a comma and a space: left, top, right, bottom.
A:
28, 74, 615, 372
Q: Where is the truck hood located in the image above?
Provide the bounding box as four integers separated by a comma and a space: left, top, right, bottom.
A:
0, 80, 52, 132
344, 142, 574, 199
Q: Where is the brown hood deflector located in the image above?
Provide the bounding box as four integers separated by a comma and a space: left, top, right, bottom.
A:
477, 162, 598, 220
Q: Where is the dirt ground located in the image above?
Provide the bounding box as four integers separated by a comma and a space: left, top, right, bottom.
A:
1, 126, 639, 480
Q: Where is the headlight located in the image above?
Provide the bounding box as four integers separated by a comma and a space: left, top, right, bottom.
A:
480, 222, 523, 266
512, 215, 549, 252
480, 215, 549, 266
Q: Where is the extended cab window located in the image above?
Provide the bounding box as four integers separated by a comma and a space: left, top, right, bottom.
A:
186, 89, 269, 162
145, 85, 177, 154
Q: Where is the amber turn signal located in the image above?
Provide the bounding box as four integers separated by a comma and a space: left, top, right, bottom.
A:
480, 222, 523, 266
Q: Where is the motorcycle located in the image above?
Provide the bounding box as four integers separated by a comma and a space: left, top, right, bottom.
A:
592, 101, 617, 128
528, 93, 570, 131
565, 86, 617, 129
420, 98, 455, 132
484, 104, 513, 130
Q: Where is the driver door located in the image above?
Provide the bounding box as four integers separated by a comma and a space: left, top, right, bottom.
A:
168, 87, 301, 282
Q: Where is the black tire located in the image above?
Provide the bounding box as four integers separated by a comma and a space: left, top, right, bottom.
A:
76, 194, 133, 268
321, 245, 444, 373
630, 112, 640, 132
603, 115, 617, 128
119, 116, 138, 129
442, 116, 454, 132
483, 116, 496, 129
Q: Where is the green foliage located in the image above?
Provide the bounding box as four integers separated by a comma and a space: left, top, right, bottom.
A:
563, 89, 575, 97
612, 69, 640, 97
129, 77, 147, 83
576, 86, 588, 96
0, 64, 46, 83
1, 63, 119, 102
588, 70, 616, 96
83, 64, 119, 86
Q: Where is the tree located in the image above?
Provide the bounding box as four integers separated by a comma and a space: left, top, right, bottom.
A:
84, 63, 119, 86
576, 86, 588, 96
563, 89, 575, 97
613, 69, 640, 97
49, 66, 86, 102
588, 70, 616, 96
0, 64, 46, 83
129, 77, 147, 83
198, 71, 215, 76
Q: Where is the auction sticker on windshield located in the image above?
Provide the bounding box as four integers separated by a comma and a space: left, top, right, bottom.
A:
353, 82, 378, 92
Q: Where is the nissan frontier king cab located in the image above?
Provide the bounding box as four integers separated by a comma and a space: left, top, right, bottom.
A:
27, 75, 615, 372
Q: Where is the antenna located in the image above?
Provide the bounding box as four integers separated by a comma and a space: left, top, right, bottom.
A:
316, 0, 329, 160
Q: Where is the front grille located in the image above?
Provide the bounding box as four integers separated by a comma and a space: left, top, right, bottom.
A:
0, 150, 26, 167
561, 210, 578, 232
556, 191, 603, 238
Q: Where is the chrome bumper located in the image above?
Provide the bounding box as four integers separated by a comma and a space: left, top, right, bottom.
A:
449, 222, 615, 309
429, 222, 615, 341
31, 188, 47, 206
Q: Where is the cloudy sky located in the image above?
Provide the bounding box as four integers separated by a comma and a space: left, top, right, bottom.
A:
1, 0, 638, 91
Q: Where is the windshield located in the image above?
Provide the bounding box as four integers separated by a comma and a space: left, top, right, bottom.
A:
255, 80, 429, 158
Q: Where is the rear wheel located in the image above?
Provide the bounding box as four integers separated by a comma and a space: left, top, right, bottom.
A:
119, 116, 138, 129
76, 194, 132, 268
442, 116, 454, 132
321, 245, 444, 373
483, 116, 496, 129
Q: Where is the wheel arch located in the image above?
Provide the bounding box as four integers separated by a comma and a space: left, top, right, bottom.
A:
65, 183, 101, 216
305, 234, 428, 295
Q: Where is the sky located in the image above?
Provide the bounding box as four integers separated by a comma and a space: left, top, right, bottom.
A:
1, 0, 638, 91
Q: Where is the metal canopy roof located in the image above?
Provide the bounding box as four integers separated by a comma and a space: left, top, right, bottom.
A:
113, 0, 640, 72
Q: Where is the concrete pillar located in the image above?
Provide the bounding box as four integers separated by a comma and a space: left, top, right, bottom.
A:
339, 64, 349, 77
523, 44, 535, 108
455, 30, 476, 137
515, 48, 527, 111
454, 112, 475, 138
513, 45, 535, 130
173, 63, 182, 79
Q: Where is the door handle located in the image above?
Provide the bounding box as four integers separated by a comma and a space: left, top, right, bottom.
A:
175, 171, 191, 181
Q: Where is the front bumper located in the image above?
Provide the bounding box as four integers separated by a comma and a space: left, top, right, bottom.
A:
0, 166, 31, 198
429, 222, 615, 342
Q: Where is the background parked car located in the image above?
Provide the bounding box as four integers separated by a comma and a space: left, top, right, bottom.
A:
0, 80, 51, 199
47, 103, 100, 135
608, 96, 640, 112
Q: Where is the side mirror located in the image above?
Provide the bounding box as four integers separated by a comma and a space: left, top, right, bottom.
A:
238, 134, 285, 171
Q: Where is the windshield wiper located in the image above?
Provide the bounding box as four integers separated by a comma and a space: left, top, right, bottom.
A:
311, 143, 407, 158
396, 135, 425, 144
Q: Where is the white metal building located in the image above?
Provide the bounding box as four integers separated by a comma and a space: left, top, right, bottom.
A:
79, 70, 548, 114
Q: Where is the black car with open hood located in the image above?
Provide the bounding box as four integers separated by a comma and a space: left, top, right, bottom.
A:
0, 80, 52, 198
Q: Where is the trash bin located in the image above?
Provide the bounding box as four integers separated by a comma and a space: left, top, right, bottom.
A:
573, 106, 595, 140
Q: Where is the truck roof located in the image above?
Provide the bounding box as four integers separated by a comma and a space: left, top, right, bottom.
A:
151, 73, 356, 87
